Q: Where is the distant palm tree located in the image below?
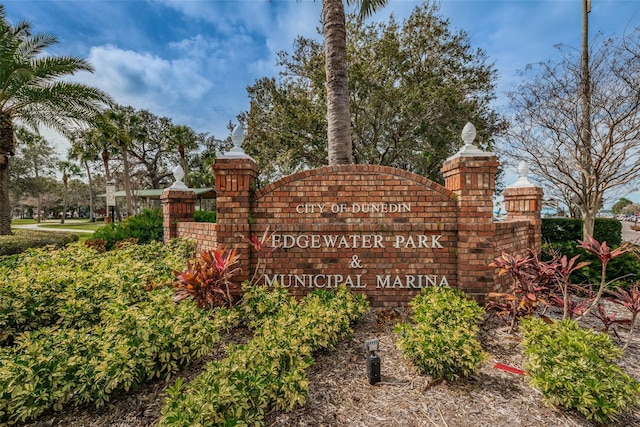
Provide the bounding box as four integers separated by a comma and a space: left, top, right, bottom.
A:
322, 0, 388, 165
58, 160, 80, 224
0, 5, 112, 234
69, 132, 99, 222
167, 124, 198, 186
94, 108, 137, 217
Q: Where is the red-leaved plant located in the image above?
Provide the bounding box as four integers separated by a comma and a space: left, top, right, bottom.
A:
607, 283, 640, 350
576, 236, 634, 319
592, 303, 629, 339
241, 225, 277, 285
173, 248, 240, 309
486, 251, 556, 333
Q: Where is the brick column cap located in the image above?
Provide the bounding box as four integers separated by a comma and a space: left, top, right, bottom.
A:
503, 186, 544, 197
160, 188, 197, 200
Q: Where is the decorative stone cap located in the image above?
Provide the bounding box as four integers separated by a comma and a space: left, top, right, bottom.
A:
506, 161, 539, 188
447, 122, 494, 159
220, 125, 255, 160
167, 165, 190, 190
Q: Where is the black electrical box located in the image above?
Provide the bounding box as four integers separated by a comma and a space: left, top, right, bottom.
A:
367, 352, 381, 385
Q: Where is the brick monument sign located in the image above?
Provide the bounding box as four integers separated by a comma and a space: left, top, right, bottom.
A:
162, 123, 542, 306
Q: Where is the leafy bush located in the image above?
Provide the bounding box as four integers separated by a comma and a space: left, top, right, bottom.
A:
0, 230, 78, 256
89, 208, 163, 250
521, 317, 640, 424
395, 286, 487, 380
158, 285, 368, 427
237, 281, 296, 329
193, 210, 216, 223
0, 240, 193, 346
0, 288, 237, 424
542, 218, 622, 246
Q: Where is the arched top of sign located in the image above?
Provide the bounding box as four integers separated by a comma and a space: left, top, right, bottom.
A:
256, 164, 455, 201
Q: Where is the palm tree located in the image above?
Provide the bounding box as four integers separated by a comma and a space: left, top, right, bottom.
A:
167, 124, 198, 186
69, 132, 99, 222
0, 5, 112, 234
321, 0, 388, 165
106, 107, 138, 217
58, 160, 80, 224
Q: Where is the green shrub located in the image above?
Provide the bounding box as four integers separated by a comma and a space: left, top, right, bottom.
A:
193, 210, 216, 223
542, 218, 622, 246
158, 285, 368, 427
90, 208, 163, 250
0, 287, 237, 425
0, 240, 193, 346
238, 282, 296, 329
395, 286, 487, 380
0, 230, 78, 256
121, 208, 164, 242
521, 317, 640, 424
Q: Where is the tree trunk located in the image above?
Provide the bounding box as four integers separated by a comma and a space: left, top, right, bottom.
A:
0, 157, 11, 235
61, 173, 68, 224
582, 209, 596, 240
323, 0, 352, 165
101, 149, 111, 181
0, 114, 14, 235
35, 168, 42, 223
121, 143, 134, 217
179, 144, 189, 187
84, 160, 95, 222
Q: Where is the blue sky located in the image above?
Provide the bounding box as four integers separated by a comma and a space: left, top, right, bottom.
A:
4, 0, 640, 201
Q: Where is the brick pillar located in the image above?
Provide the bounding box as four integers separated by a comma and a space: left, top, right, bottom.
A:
441, 123, 499, 303
161, 189, 196, 241
503, 184, 544, 250
213, 157, 258, 283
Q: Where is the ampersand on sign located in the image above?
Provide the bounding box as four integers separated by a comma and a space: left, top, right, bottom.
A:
350, 255, 363, 269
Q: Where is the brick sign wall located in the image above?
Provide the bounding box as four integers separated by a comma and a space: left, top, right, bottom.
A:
162, 133, 542, 307
252, 165, 458, 306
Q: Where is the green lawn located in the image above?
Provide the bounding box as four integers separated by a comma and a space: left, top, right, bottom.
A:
10, 219, 101, 244
10, 218, 37, 225
11, 219, 103, 231
38, 222, 103, 232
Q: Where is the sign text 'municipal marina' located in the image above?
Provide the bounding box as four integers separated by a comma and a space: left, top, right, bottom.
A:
264, 274, 449, 289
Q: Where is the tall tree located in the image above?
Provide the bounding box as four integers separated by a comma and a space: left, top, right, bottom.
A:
125, 108, 176, 189
166, 124, 199, 186
612, 198, 633, 215
243, 3, 503, 183
13, 128, 58, 222
503, 28, 640, 239
69, 132, 99, 222
105, 107, 137, 217
0, 5, 111, 234
322, 0, 388, 165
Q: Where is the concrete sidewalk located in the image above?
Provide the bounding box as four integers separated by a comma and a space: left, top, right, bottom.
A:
11, 222, 95, 234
